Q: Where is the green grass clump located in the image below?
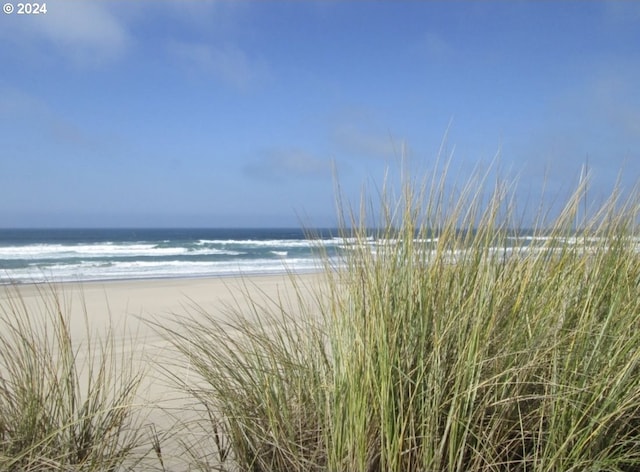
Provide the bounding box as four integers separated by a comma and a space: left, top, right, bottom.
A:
0, 285, 147, 471
159, 277, 330, 471
164, 165, 640, 471
324, 172, 640, 472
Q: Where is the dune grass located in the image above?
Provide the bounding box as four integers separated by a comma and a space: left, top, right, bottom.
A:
0, 285, 147, 471
162, 165, 640, 472
1, 163, 640, 471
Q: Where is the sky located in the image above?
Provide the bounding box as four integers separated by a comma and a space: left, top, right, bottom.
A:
1, 1, 639, 228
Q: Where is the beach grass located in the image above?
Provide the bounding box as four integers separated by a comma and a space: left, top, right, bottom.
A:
2, 163, 640, 471
0, 285, 148, 471
162, 164, 640, 471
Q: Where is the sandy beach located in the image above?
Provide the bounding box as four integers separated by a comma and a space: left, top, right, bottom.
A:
0, 273, 326, 456
3, 272, 324, 323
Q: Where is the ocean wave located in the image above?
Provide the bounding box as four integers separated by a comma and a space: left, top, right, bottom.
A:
195, 238, 329, 248
0, 243, 245, 260
0, 257, 329, 284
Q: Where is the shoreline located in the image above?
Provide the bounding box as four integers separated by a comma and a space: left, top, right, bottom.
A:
0, 267, 328, 287
1, 268, 325, 287
1, 271, 327, 325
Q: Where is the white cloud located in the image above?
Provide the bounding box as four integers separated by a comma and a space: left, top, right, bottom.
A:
2, 1, 129, 67
0, 86, 46, 117
168, 40, 269, 91
421, 32, 456, 59
0, 86, 100, 150
161, 0, 244, 31
329, 106, 405, 160
333, 123, 400, 159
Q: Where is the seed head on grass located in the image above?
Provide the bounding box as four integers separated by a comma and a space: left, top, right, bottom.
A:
161, 160, 640, 472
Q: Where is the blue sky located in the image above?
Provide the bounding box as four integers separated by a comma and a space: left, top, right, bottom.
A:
1, 1, 639, 228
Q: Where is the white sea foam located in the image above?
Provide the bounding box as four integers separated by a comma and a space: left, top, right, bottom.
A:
0, 257, 330, 284
0, 230, 347, 284
0, 243, 244, 259
196, 238, 336, 248
5, 234, 635, 284
506, 235, 619, 245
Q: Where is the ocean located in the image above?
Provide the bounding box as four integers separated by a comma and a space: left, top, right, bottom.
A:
0, 228, 344, 284
0, 228, 617, 285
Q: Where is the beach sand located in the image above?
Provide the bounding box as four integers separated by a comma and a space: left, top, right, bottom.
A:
0, 272, 326, 467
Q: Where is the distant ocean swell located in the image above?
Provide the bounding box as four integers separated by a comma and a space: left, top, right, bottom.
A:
1, 228, 633, 284
0, 229, 345, 284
